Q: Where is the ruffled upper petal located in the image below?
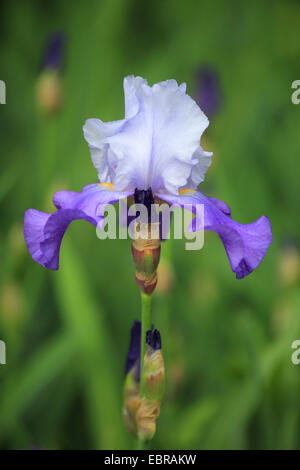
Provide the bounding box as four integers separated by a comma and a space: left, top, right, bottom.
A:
123, 75, 148, 119
157, 191, 272, 279
83, 119, 125, 183
149, 81, 210, 193
185, 146, 213, 189
24, 184, 132, 270
83, 76, 212, 194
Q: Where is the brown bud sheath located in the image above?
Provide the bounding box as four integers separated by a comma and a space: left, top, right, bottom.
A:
143, 347, 165, 402
136, 329, 165, 442
131, 221, 161, 295
123, 370, 140, 437
136, 397, 161, 442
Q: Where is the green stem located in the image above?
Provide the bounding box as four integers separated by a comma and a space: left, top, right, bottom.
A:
140, 291, 152, 398
137, 291, 152, 450
136, 438, 148, 450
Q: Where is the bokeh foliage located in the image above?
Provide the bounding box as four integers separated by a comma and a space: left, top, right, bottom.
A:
1, 0, 300, 449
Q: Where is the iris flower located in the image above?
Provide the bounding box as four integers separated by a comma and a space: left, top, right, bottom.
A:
24, 76, 272, 278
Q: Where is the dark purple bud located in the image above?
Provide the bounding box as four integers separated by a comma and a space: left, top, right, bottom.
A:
195, 66, 221, 117
146, 329, 162, 351
41, 32, 66, 71
125, 320, 141, 377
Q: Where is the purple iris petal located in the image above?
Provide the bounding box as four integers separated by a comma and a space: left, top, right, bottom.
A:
157, 191, 272, 279
207, 197, 231, 216
125, 321, 141, 377
24, 208, 93, 270
24, 184, 132, 270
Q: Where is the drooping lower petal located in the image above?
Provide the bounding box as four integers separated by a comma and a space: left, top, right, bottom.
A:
24, 184, 131, 270
157, 191, 272, 279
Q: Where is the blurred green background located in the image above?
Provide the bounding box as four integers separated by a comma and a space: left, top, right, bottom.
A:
1, 0, 300, 450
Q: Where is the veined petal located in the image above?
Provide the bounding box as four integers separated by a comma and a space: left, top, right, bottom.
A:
83, 76, 212, 194
157, 191, 272, 279
24, 184, 132, 270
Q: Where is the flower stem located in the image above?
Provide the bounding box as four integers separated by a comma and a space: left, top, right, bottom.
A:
137, 291, 152, 450
140, 291, 152, 398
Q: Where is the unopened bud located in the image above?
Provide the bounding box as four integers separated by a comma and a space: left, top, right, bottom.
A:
123, 369, 140, 437
132, 229, 161, 295
123, 322, 165, 442
136, 397, 161, 442
143, 329, 165, 402
136, 329, 165, 442
123, 321, 141, 436
36, 33, 66, 114
131, 188, 161, 295
278, 237, 300, 287
36, 70, 62, 114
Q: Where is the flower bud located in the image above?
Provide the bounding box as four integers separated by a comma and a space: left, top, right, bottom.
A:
135, 328, 165, 442
136, 397, 160, 442
36, 70, 62, 114
131, 188, 161, 295
132, 230, 161, 295
36, 33, 66, 114
123, 368, 140, 437
123, 322, 165, 442
123, 321, 141, 436
143, 329, 165, 402
278, 237, 300, 287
